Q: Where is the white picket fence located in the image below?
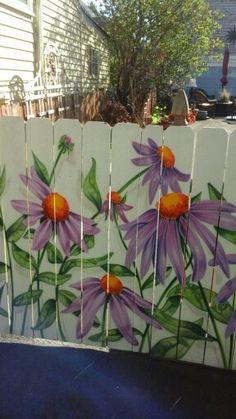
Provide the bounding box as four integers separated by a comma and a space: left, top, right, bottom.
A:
0, 117, 236, 370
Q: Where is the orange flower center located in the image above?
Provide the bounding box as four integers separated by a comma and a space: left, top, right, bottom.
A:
157, 146, 175, 168
42, 192, 70, 221
158, 192, 189, 220
100, 274, 123, 295
106, 191, 122, 205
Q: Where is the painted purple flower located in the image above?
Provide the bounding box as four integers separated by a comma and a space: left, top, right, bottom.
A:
121, 192, 236, 286
11, 166, 99, 255
100, 191, 133, 223
63, 274, 161, 345
132, 138, 190, 203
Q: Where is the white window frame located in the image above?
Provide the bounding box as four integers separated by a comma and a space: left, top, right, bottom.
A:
0, 0, 33, 16
89, 47, 100, 78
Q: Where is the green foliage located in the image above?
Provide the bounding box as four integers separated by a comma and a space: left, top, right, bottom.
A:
83, 158, 102, 211
94, 0, 223, 117
151, 105, 167, 124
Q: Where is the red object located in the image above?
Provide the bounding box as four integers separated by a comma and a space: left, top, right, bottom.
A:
221, 47, 230, 88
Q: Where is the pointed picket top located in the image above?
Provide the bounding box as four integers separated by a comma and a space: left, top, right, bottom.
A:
172, 89, 189, 126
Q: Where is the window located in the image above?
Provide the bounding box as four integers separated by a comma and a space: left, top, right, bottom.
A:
0, 0, 32, 14
89, 47, 100, 77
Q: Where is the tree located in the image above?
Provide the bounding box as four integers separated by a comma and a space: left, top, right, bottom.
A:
89, 0, 223, 122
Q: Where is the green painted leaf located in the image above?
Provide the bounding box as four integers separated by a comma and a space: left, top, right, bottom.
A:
32, 152, 50, 186
0, 215, 3, 232
101, 263, 135, 277
70, 235, 95, 257
0, 166, 6, 196
58, 289, 77, 307
161, 295, 181, 315
23, 228, 35, 240
0, 307, 8, 317
6, 216, 27, 242
13, 289, 42, 306
89, 327, 142, 342
33, 299, 56, 330
83, 158, 102, 211
151, 318, 204, 359
167, 284, 233, 324
153, 309, 216, 341
216, 227, 236, 245
141, 267, 171, 291
46, 242, 64, 263
191, 192, 202, 203
37, 272, 71, 286
0, 262, 9, 273
151, 336, 193, 359
208, 183, 223, 200
61, 253, 113, 274
12, 242, 37, 270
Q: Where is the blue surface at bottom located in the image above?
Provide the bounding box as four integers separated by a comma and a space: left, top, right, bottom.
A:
0, 342, 236, 418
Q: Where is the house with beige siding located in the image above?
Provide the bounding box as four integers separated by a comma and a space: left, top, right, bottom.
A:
196, 0, 236, 96
0, 0, 110, 118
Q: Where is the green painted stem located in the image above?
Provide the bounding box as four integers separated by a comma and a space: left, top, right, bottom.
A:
198, 282, 227, 369
49, 149, 64, 185
138, 276, 178, 353
6, 235, 15, 334
56, 285, 66, 341
101, 295, 110, 348
118, 167, 149, 194
21, 248, 46, 337
228, 294, 236, 369
0, 207, 17, 334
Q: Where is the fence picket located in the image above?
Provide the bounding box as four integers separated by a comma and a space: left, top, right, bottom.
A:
0, 118, 235, 370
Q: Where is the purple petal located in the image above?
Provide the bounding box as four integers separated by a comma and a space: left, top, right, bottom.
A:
116, 208, 129, 223
190, 214, 230, 278
132, 141, 154, 156
70, 278, 100, 290
123, 288, 153, 309
191, 200, 236, 213
11, 200, 43, 215
27, 214, 43, 226
140, 234, 156, 278
32, 219, 52, 250
30, 167, 51, 195
191, 210, 236, 231
20, 172, 50, 200
168, 174, 182, 193
217, 277, 236, 303
62, 297, 82, 313
172, 167, 190, 182
100, 200, 109, 213
132, 156, 157, 166
57, 221, 70, 256
225, 311, 236, 338
209, 253, 236, 267
167, 221, 185, 287
64, 217, 81, 246
76, 291, 105, 339
124, 237, 136, 268
180, 217, 207, 282
121, 293, 161, 329
110, 296, 138, 345
148, 138, 158, 150
149, 168, 161, 204
161, 169, 169, 195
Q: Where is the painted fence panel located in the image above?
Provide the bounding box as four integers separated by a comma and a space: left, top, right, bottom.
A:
0, 118, 236, 370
